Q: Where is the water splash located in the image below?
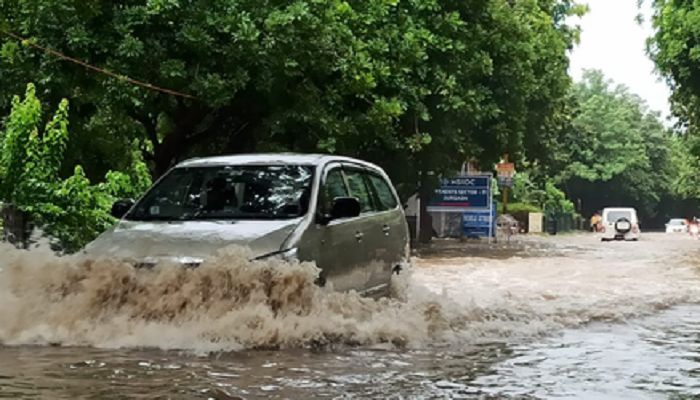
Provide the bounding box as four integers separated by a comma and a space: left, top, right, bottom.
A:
1, 235, 698, 354
0, 244, 465, 353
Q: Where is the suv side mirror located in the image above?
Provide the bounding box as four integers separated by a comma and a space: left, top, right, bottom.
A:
111, 198, 135, 219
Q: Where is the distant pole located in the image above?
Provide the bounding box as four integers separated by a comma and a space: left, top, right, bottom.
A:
415, 196, 421, 242
502, 154, 509, 214
418, 171, 433, 243
488, 183, 494, 244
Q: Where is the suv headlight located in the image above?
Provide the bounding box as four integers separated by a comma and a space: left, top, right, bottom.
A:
280, 247, 298, 262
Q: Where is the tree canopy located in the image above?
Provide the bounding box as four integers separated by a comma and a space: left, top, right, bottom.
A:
0, 0, 584, 193
649, 0, 700, 138
647, 0, 700, 209
549, 69, 697, 223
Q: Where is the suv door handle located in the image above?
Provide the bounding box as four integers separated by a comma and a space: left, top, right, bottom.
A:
354, 231, 364, 241
382, 225, 391, 235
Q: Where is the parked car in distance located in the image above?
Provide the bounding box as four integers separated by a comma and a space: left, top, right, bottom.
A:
665, 218, 688, 233
85, 153, 411, 297
600, 207, 640, 241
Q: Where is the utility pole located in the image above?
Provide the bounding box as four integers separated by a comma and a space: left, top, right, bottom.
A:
502, 154, 509, 214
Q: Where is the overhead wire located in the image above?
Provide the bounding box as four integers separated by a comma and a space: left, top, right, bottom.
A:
0, 29, 197, 100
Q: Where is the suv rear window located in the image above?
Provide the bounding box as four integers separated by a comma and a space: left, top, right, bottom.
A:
345, 170, 375, 213
367, 173, 398, 211
606, 211, 633, 223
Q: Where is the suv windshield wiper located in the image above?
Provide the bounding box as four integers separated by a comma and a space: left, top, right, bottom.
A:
179, 213, 298, 221
125, 215, 179, 222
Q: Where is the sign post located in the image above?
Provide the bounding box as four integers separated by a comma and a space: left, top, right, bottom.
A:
489, 199, 494, 241
496, 157, 515, 214
428, 174, 494, 240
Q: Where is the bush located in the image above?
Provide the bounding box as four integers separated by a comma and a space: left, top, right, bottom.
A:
498, 202, 542, 214
544, 181, 576, 215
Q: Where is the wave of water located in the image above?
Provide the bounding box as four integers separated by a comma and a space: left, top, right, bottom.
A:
0, 244, 467, 353
415, 236, 700, 338
0, 235, 698, 354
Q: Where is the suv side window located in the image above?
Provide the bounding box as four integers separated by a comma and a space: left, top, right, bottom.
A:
321, 168, 349, 215
345, 169, 375, 213
367, 173, 398, 211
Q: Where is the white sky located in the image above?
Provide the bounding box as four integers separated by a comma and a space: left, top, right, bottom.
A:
568, 0, 672, 120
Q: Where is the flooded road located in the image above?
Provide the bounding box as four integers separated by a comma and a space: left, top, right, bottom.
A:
0, 233, 699, 399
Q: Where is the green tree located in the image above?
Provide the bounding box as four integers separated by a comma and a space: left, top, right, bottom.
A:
648, 0, 700, 144
0, 0, 584, 192
649, 0, 700, 220
555, 70, 675, 220
669, 135, 700, 200
0, 84, 151, 252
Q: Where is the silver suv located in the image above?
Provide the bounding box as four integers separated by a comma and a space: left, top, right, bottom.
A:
85, 154, 410, 296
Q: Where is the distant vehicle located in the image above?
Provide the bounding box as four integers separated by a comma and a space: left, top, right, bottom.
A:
84, 153, 411, 297
600, 207, 640, 241
665, 218, 688, 233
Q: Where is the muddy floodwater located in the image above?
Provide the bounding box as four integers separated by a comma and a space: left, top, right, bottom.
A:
0, 233, 699, 399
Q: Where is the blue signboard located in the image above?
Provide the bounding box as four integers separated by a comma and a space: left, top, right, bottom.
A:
427, 175, 491, 212
462, 203, 497, 238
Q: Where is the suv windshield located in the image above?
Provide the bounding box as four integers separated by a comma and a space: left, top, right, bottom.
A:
127, 165, 314, 221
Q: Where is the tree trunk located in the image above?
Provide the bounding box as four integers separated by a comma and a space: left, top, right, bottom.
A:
2, 204, 30, 249
153, 141, 180, 178
152, 111, 205, 177
149, 101, 265, 178
418, 172, 434, 243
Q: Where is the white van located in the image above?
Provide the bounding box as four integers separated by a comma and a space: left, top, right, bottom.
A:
600, 207, 640, 241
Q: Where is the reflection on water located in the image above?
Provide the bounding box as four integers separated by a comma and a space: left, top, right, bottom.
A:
476, 305, 700, 400
0, 345, 513, 399
0, 233, 699, 398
